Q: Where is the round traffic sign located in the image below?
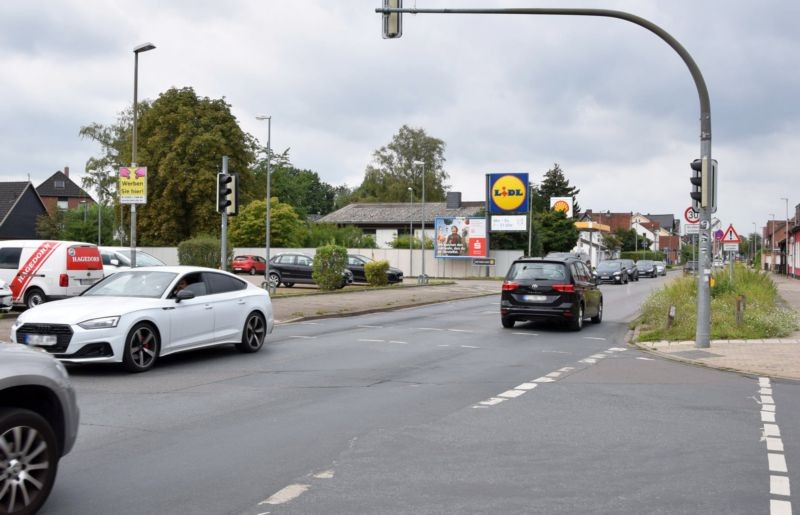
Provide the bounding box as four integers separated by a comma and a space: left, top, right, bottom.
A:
684, 206, 700, 224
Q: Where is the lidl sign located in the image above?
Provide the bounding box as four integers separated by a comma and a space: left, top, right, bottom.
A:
487, 173, 528, 214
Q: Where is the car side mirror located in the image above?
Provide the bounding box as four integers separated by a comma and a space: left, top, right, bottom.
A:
110, 259, 120, 266
175, 289, 195, 302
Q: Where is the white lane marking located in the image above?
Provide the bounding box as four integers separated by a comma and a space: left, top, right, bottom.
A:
515, 383, 538, 391
580, 358, 597, 364
760, 377, 772, 387
533, 377, 555, 383
358, 325, 383, 329
764, 424, 782, 438
299, 322, 319, 325
389, 340, 408, 344
608, 347, 627, 352
763, 411, 777, 423
545, 372, 562, 378
769, 453, 789, 473
764, 404, 777, 413
259, 484, 310, 505
480, 397, 506, 406
761, 388, 774, 395
771, 475, 791, 496
418, 327, 444, 331
461, 345, 479, 349
636, 357, 655, 361
589, 354, 607, 359
498, 389, 525, 399
289, 335, 316, 339
358, 339, 385, 343
542, 350, 569, 354
480, 310, 497, 314
313, 470, 335, 479
766, 438, 785, 452
762, 395, 776, 405
437, 344, 451, 347
513, 332, 540, 336
448, 328, 473, 333
770, 499, 792, 515
558, 367, 575, 372
584, 337, 606, 341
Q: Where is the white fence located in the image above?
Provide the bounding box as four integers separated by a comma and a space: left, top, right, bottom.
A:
139, 246, 526, 279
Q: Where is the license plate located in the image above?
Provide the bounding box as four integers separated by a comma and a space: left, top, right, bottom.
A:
523, 295, 547, 302
80, 278, 98, 285
24, 334, 58, 346
601, 276, 611, 280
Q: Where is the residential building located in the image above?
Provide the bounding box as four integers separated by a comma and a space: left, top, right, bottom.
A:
0, 181, 49, 239
36, 166, 94, 213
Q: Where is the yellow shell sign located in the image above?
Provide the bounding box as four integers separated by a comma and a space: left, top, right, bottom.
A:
489, 174, 527, 212
549, 196, 573, 217
552, 200, 570, 212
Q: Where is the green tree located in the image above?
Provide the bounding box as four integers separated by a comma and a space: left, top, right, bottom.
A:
535, 163, 581, 216
615, 228, 652, 252
229, 198, 307, 248
269, 167, 337, 218
537, 210, 579, 254
304, 223, 376, 248
355, 125, 449, 202
36, 205, 115, 243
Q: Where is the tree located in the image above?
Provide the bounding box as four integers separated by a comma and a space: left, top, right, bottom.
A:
229, 198, 307, 248
36, 205, 115, 243
615, 228, 652, 252
304, 223, 376, 248
535, 163, 581, 216
537, 210, 579, 254
269, 166, 337, 218
355, 125, 449, 202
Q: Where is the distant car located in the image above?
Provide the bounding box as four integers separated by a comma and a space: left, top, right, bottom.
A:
0, 279, 12, 311
654, 261, 667, 276
346, 254, 404, 284
684, 260, 698, 275
713, 259, 724, 268
232, 255, 267, 275
1, 343, 80, 514
11, 266, 274, 373
100, 246, 166, 275
500, 256, 602, 331
268, 253, 353, 289
545, 251, 591, 267
636, 260, 658, 278
594, 261, 628, 284
614, 259, 639, 281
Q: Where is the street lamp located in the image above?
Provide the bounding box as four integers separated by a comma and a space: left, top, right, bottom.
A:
413, 160, 426, 283
256, 115, 272, 287
408, 186, 413, 277
770, 213, 776, 272
781, 197, 789, 276
130, 42, 156, 268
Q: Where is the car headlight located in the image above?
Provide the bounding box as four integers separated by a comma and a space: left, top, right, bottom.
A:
78, 316, 120, 330
613, 272, 620, 276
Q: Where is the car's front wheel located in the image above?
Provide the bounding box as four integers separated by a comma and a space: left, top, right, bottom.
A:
236, 312, 266, 353
0, 407, 59, 515
122, 323, 159, 373
267, 272, 281, 289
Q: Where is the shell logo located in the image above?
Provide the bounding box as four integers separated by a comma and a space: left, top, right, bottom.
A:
552, 199, 570, 213
490, 175, 527, 211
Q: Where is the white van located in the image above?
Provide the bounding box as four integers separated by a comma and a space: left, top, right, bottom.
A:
0, 240, 104, 309
99, 246, 166, 275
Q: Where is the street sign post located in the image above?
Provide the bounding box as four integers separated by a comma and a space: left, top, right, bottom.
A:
721, 224, 741, 284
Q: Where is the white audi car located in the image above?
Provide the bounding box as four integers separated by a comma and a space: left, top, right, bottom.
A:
11, 266, 274, 373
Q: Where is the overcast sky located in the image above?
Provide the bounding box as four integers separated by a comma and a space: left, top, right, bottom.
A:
1, 0, 798, 237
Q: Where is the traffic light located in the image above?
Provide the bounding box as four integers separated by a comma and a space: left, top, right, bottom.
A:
689, 157, 718, 212
216, 173, 238, 215
382, 0, 402, 39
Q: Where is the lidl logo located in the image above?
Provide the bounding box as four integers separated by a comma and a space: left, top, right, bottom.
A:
488, 173, 528, 213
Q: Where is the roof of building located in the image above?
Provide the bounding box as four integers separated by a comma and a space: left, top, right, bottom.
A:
36, 170, 92, 199
644, 213, 677, 230
318, 201, 484, 225
0, 182, 33, 225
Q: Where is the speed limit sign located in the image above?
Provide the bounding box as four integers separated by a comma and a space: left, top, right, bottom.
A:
684, 206, 700, 224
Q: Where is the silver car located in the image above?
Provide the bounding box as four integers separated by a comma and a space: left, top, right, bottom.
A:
1, 343, 79, 514
0, 279, 11, 312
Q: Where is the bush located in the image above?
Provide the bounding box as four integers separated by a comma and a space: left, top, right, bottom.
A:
365, 260, 389, 286
389, 235, 433, 249
178, 234, 231, 268
312, 244, 348, 290
621, 250, 664, 261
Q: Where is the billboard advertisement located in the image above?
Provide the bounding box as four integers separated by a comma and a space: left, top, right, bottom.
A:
491, 215, 528, 232
119, 167, 147, 204
487, 173, 529, 214
434, 217, 487, 259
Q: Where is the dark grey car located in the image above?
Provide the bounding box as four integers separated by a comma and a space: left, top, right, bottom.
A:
1, 343, 79, 514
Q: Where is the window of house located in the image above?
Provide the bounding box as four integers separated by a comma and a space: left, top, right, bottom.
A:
54, 180, 65, 189
57, 198, 69, 210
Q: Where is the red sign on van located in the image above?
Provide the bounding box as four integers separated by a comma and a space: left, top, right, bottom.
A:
66, 246, 102, 270
11, 241, 61, 301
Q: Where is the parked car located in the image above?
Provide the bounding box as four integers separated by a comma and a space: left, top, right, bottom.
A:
684, 260, 698, 275
1, 343, 80, 514
347, 254, 404, 284
0, 279, 12, 312
594, 260, 629, 284
636, 260, 658, 278
0, 240, 104, 309
232, 255, 267, 275
267, 253, 353, 289
500, 256, 602, 331
11, 266, 274, 373
615, 259, 639, 281
100, 246, 166, 275
654, 261, 667, 276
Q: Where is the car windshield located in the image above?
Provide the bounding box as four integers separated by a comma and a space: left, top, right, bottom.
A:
115, 250, 166, 267
83, 271, 178, 298
508, 262, 566, 281
597, 262, 621, 272
638, 261, 654, 266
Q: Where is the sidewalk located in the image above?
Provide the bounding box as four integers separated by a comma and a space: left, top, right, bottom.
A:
633, 273, 800, 381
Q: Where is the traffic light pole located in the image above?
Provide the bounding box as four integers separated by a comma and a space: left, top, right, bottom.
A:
376, 5, 713, 347
220, 156, 229, 271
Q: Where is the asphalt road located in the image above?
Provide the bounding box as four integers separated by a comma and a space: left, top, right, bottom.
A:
39, 276, 798, 514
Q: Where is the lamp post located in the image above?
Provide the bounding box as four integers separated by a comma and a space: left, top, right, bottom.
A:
256, 115, 272, 287
130, 42, 156, 268
413, 160, 426, 283
408, 186, 413, 277
781, 197, 789, 276
752, 222, 757, 266
770, 213, 776, 272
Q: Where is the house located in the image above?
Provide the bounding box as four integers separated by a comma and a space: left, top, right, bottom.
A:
573, 213, 610, 267
36, 166, 94, 213
0, 182, 49, 240
318, 193, 483, 248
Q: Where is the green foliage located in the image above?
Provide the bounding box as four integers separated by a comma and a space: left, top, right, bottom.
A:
537, 210, 579, 254
620, 250, 664, 261
637, 264, 798, 341
36, 205, 116, 244
229, 198, 308, 248
365, 260, 389, 286
534, 163, 581, 215
312, 245, 348, 291
178, 234, 229, 268
389, 234, 433, 249
680, 242, 697, 264
355, 125, 449, 202
304, 223, 376, 248
268, 167, 337, 218
612, 228, 652, 252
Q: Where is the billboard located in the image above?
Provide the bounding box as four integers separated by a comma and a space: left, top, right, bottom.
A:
491, 215, 528, 232
487, 173, 529, 214
119, 167, 147, 204
434, 217, 487, 259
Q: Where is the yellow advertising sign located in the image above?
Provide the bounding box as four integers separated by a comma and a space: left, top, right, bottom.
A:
119, 167, 147, 204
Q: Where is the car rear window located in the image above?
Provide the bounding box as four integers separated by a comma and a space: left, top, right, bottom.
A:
507, 262, 567, 281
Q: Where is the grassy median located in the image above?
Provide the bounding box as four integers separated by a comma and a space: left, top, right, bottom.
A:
636, 265, 798, 341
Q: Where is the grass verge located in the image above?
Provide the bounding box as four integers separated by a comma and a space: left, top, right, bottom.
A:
636, 265, 798, 341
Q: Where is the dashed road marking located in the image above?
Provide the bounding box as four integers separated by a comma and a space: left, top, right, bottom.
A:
358, 339, 385, 343
289, 335, 316, 339
771, 475, 791, 496
589, 354, 607, 359
498, 389, 526, 399
259, 484, 310, 505
389, 340, 408, 344
313, 470, 335, 479
770, 500, 792, 515
583, 337, 606, 341
762, 411, 777, 423
766, 438, 785, 452
533, 377, 555, 383
762, 395, 776, 405
512, 332, 539, 336
769, 454, 788, 473
448, 328, 473, 333
358, 325, 383, 329
759, 377, 793, 515
764, 424, 782, 437
608, 347, 627, 352
515, 383, 538, 391
479, 397, 506, 406
636, 357, 655, 361
461, 345, 479, 349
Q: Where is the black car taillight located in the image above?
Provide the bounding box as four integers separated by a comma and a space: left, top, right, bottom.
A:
501, 281, 518, 291
552, 284, 575, 293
